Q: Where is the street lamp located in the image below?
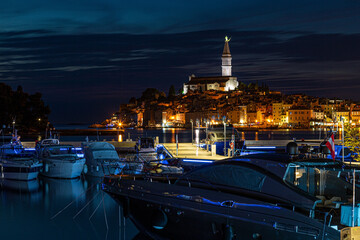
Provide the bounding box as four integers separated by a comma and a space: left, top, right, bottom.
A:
190, 119, 194, 144
223, 116, 226, 156
205, 119, 209, 151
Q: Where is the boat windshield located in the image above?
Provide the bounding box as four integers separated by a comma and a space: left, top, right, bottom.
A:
93, 150, 119, 160
46, 146, 75, 155
179, 164, 266, 192
284, 162, 360, 201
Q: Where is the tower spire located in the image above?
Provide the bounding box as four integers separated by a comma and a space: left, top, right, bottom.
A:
222, 36, 232, 76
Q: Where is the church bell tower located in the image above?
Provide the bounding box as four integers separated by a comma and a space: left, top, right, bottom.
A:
222, 36, 232, 76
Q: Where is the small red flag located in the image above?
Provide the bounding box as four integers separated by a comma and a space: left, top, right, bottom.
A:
326, 133, 335, 161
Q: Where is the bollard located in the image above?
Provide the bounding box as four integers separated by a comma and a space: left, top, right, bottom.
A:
211, 144, 216, 156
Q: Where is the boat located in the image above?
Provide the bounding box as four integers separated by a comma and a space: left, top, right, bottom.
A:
82, 141, 125, 177
37, 139, 85, 178
0, 143, 42, 181
102, 150, 355, 239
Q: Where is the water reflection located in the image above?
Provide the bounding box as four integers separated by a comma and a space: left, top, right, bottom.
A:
0, 176, 138, 240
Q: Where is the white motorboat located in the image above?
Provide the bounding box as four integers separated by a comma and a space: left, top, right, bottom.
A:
82, 141, 125, 177
38, 143, 85, 179
0, 144, 42, 181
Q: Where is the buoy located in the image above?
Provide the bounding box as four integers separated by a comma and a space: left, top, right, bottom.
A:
152, 209, 168, 230
83, 164, 88, 174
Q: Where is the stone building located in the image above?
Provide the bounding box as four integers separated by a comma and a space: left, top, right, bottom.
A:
183, 37, 238, 94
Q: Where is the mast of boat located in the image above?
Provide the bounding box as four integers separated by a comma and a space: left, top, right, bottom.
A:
341, 117, 345, 163
1, 126, 4, 145
352, 168, 356, 227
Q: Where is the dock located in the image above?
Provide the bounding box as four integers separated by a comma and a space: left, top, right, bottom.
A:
162, 143, 225, 160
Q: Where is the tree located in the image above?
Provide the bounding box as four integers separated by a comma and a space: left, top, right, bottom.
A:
344, 124, 360, 161
140, 88, 161, 101
168, 85, 176, 98
0, 83, 50, 132
128, 97, 137, 105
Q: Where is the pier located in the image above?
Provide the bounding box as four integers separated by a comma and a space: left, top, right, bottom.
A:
162, 143, 225, 160
21, 138, 342, 155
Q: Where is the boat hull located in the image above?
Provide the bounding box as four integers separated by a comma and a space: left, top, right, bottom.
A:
104, 178, 340, 240
41, 158, 85, 178
1, 163, 42, 181
86, 162, 122, 177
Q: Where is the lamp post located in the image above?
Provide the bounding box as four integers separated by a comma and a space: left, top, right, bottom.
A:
223, 116, 226, 156
205, 119, 209, 151
196, 119, 200, 145
12, 119, 15, 135
190, 119, 194, 144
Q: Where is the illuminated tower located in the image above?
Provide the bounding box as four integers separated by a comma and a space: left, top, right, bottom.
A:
222, 36, 232, 76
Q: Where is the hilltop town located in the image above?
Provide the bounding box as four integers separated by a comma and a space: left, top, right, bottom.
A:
102, 37, 360, 129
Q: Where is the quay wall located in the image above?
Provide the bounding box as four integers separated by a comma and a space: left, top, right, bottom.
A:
22, 139, 341, 148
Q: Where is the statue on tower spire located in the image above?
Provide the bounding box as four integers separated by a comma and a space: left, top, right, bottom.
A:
225, 36, 231, 42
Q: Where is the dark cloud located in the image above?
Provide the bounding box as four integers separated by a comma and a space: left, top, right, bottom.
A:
0, 30, 359, 123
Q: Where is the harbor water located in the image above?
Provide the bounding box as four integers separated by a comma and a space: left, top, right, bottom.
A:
0, 128, 340, 239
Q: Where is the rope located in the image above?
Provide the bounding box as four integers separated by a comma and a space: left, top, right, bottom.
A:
50, 182, 97, 220
89, 194, 104, 220
72, 191, 101, 219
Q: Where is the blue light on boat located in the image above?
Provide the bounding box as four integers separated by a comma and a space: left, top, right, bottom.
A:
24, 148, 36, 151
182, 159, 214, 163
246, 146, 276, 149
77, 154, 84, 158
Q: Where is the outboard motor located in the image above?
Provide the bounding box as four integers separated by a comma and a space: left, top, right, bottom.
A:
286, 142, 299, 159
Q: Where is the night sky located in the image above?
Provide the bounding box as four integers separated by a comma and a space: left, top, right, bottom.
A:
1, 0, 360, 124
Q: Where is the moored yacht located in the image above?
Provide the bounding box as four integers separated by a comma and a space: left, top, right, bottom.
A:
37, 141, 85, 178
102, 152, 354, 240
82, 141, 125, 177
0, 144, 42, 181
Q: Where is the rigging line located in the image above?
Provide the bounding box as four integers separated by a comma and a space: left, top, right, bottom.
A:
50, 182, 96, 220
102, 191, 109, 230
73, 191, 101, 219
89, 194, 104, 220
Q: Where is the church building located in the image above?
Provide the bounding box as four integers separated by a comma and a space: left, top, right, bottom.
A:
183, 37, 239, 94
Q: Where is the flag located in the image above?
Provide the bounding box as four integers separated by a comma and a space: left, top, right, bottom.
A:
326, 133, 335, 161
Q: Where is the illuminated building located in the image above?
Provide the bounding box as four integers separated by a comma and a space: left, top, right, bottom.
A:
183, 36, 238, 94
